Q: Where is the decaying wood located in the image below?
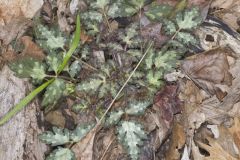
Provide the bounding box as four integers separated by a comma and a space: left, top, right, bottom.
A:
0, 65, 46, 160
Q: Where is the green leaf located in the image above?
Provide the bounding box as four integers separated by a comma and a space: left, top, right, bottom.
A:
76, 78, 103, 93
154, 50, 177, 70
72, 100, 89, 112
92, 0, 110, 9
70, 124, 94, 142
176, 7, 202, 30
46, 53, 63, 74
108, 0, 138, 18
39, 127, 70, 146
117, 121, 146, 160
41, 79, 66, 106
46, 148, 75, 160
176, 32, 198, 46
144, 49, 154, 69
126, 0, 145, 9
69, 60, 81, 78
0, 14, 81, 126
145, 4, 173, 21
167, 40, 187, 53
162, 19, 177, 35
120, 24, 139, 46
105, 110, 124, 126
146, 70, 163, 87
125, 101, 150, 115
35, 24, 65, 51
9, 57, 46, 81
57, 14, 81, 74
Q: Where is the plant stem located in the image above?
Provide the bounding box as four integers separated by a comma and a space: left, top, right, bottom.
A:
96, 41, 154, 126
102, 8, 112, 32
171, 28, 181, 40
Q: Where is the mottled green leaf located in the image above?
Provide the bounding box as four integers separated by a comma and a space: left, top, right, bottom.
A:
176, 32, 198, 46
39, 127, 70, 146
35, 24, 65, 51
125, 101, 150, 115
146, 70, 163, 87
176, 7, 202, 30
9, 57, 46, 81
41, 79, 66, 106
117, 121, 146, 160
145, 4, 173, 21
105, 110, 124, 126
162, 19, 177, 35
70, 124, 94, 142
46, 53, 63, 74
69, 60, 81, 78
154, 50, 177, 70
46, 148, 75, 160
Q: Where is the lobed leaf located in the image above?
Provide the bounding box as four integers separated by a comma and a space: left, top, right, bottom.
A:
39, 127, 70, 146
125, 101, 150, 115
176, 32, 198, 46
105, 110, 124, 126
70, 124, 94, 142
46, 148, 75, 160
117, 121, 146, 160
145, 4, 173, 21
176, 7, 202, 30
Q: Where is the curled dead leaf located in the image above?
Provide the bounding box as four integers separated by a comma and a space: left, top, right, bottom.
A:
182, 48, 233, 100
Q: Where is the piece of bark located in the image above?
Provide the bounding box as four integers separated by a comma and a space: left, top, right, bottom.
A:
0, 65, 46, 160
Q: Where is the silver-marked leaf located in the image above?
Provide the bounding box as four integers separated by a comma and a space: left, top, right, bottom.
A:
39, 127, 70, 146
105, 110, 124, 126
35, 24, 65, 51
42, 79, 66, 106
46, 53, 63, 74
117, 121, 146, 160
146, 70, 163, 87
176, 7, 202, 30
46, 148, 75, 160
176, 32, 198, 46
70, 124, 94, 142
145, 4, 173, 21
69, 60, 81, 78
154, 50, 178, 70
9, 57, 46, 81
76, 78, 103, 93
125, 101, 150, 115
162, 19, 176, 35
91, 0, 110, 9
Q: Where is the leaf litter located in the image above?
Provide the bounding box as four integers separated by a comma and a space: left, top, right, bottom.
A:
1, 0, 240, 160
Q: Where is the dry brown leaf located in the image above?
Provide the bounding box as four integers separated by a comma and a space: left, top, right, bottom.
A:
0, 18, 31, 45
166, 122, 186, 160
182, 48, 233, 100
0, 0, 43, 45
45, 110, 66, 128
0, 0, 43, 24
196, 136, 238, 160
152, 85, 182, 148
72, 127, 97, 160
228, 118, 240, 152
21, 36, 46, 60
211, 0, 240, 30
57, 0, 73, 33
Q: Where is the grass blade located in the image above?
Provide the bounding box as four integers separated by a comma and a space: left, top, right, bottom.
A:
0, 79, 54, 125
57, 14, 81, 74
